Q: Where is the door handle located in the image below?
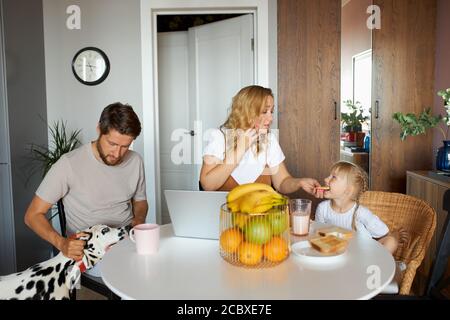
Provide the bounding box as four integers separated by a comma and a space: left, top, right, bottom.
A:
0, 163, 7, 165
375, 100, 380, 119
184, 130, 195, 136
334, 101, 338, 120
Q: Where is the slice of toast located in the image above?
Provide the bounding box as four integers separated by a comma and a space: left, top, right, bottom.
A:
309, 235, 348, 253
317, 226, 354, 240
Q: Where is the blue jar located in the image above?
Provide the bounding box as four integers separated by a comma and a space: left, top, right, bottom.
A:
436, 140, 450, 172
363, 133, 371, 152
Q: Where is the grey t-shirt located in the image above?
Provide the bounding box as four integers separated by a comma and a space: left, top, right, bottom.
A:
36, 143, 146, 235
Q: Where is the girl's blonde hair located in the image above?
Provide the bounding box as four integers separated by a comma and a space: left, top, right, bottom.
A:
220, 85, 273, 153
330, 161, 369, 230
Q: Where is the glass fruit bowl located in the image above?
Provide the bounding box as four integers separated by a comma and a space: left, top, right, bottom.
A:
219, 203, 290, 268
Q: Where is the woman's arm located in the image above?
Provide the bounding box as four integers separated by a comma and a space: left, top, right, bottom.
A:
270, 162, 323, 197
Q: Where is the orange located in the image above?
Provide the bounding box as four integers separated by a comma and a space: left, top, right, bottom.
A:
238, 242, 263, 266
263, 237, 289, 262
220, 228, 243, 253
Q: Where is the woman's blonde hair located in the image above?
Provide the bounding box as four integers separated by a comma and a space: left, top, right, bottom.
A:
220, 85, 273, 153
221, 85, 273, 131
330, 161, 369, 230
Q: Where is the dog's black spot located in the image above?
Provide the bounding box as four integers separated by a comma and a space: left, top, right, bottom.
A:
30, 264, 42, 272
36, 280, 45, 294
55, 263, 61, 273
34, 266, 54, 277
58, 261, 72, 287
15, 286, 24, 294
17, 273, 22, 276
47, 278, 55, 295
88, 254, 98, 260
26, 281, 35, 290
101, 227, 110, 235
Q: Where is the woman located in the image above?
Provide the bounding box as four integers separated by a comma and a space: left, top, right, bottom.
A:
200, 85, 322, 197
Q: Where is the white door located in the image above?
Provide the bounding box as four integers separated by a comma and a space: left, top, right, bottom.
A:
188, 14, 254, 181
158, 15, 254, 224
158, 31, 192, 224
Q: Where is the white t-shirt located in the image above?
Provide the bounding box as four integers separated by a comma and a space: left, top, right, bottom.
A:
202, 128, 285, 184
315, 200, 389, 239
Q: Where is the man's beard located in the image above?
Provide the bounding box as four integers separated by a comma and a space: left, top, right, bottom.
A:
96, 139, 121, 166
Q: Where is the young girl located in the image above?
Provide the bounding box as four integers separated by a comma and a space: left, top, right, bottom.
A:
315, 161, 398, 254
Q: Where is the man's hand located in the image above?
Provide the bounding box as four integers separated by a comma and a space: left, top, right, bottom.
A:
57, 233, 87, 261
131, 217, 146, 227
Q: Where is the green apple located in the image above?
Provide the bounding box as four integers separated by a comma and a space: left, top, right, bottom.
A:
267, 210, 289, 235
244, 218, 273, 245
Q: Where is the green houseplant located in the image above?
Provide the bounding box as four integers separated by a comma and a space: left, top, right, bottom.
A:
29, 120, 82, 177
393, 88, 450, 171
341, 100, 370, 132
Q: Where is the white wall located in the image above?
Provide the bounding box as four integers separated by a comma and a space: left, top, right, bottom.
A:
43, 0, 143, 154
43, 0, 277, 224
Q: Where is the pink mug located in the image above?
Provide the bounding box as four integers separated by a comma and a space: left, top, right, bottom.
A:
129, 223, 160, 255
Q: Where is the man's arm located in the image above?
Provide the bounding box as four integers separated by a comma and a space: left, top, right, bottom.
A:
24, 195, 85, 260
131, 199, 148, 226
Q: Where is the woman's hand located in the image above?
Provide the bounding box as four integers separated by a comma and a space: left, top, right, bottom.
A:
234, 129, 258, 161
299, 178, 323, 198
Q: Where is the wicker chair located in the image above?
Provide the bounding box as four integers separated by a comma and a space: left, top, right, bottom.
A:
359, 191, 436, 295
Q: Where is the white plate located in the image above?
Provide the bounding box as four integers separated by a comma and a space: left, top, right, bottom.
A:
291, 240, 346, 262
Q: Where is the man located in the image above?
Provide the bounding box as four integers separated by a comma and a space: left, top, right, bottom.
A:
24, 102, 148, 262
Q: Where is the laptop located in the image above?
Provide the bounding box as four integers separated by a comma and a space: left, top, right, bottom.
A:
164, 190, 228, 240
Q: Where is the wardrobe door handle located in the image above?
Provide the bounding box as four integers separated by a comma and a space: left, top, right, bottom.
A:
334, 101, 338, 120
375, 100, 380, 119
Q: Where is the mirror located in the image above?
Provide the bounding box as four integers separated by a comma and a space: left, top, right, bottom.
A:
340, 0, 373, 183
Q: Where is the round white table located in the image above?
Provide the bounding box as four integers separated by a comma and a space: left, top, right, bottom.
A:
101, 223, 395, 300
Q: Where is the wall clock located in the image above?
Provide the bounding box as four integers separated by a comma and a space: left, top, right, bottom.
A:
72, 47, 110, 85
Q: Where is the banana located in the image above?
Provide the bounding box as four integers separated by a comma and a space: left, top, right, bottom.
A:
239, 190, 282, 214
226, 183, 275, 203
227, 198, 241, 213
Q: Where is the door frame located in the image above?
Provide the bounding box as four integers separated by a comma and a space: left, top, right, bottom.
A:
140, 0, 277, 224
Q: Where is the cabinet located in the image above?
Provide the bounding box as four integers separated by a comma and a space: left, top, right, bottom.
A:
278, 0, 437, 198
371, 0, 436, 193
0, 0, 50, 273
407, 171, 450, 295
278, 0, 341, 211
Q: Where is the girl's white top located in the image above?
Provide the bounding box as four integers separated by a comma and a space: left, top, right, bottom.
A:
315, 200, 389, 238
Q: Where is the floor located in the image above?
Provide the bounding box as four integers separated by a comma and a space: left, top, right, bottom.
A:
76, 286, 107, 300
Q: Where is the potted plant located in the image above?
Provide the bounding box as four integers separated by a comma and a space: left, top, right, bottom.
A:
393, 88, 450, 172
29, 120, 82, 177
341, 100, 370, 147
28, 120, 81, 220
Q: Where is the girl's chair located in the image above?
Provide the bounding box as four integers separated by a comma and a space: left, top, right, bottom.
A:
360, 191, 436, 295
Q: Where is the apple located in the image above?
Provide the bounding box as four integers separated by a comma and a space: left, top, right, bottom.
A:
244, 218, 273, 245
267, 210, 289, 235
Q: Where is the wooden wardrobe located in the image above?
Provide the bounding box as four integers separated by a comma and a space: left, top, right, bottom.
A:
278, 0, 437, 205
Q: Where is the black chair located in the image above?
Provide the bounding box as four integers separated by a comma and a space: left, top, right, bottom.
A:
54, 200, 119, 300
425, 189, 450, 299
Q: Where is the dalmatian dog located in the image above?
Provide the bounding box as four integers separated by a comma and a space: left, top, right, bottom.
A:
0, 225, 127, 300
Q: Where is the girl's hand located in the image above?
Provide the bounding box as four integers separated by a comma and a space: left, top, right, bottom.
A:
299, 178, 323, 198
